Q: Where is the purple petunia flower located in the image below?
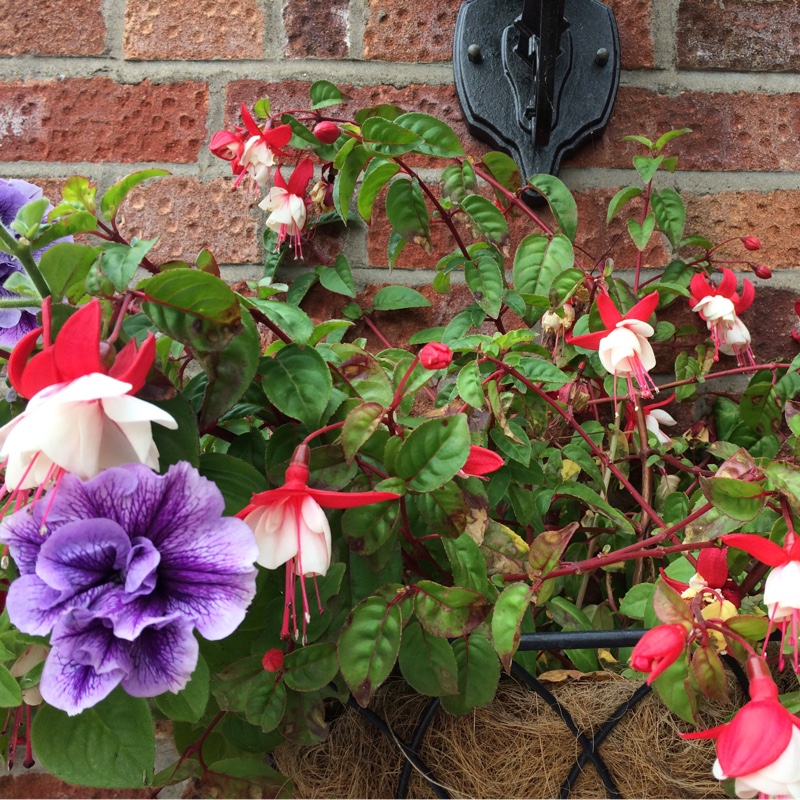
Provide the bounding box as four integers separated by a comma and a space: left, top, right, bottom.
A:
0, 178, 69, 348
0, 461, 258, 715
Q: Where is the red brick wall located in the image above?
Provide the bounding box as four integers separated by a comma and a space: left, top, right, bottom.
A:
0, 0, 798, 284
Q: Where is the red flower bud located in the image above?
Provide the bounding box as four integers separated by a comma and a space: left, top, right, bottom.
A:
741, 236, 761, 251
752, 263, 772, 279
419, 342, 453, 370
630, 624, 687, 684
313, 121, 341, 144
262, 648, 285, 672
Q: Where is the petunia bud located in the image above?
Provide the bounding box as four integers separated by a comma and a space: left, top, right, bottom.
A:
262, 648, 285, 672
419, 342, 453, 370
630, 623, 687, 684
752, 263, 772, 279
313, 121, 341, 144
741, 236, 761, 251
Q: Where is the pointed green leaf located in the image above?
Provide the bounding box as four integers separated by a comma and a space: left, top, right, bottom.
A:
372, 285, 431, 311
384, 178, 430, 251
606, 186, 642, 224
342, 401, 385, 463
309, 80, 351, 109
414, 581, 489, 638
358, 161, 400, 223
492, 582, 533, 672
362, 117, 423, 157
512, 233, 574, 298
394, 112, 464, 157
100, 169, 170, 221
398, 621, 459, 696
527, 174, 578, 242
464, 255, 503, 318
439, 633, 500, 715
395, 415, 470, 492
460, 194, 510, 247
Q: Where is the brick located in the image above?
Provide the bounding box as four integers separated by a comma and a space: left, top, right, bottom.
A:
285, 0, 349, 59
118, 177, 260, 265
565, 88, 800, 172
0, 80, 208, 163
606, 0, 654, 70
677, 0, 800, 72
0, 0, 105, 55
363, 0, 460, 62
123, 0, 263, 60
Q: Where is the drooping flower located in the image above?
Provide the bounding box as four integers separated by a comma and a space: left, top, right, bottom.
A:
629, 623, 688, 684
258, 158, 314, 259
0, 298, 176, 500
234, 104, 292, 193
568, 292, 660, 406
457, 445, 504, 480
0, 179, 69, 348
419, 342, 453, 370
625, 393, 678, 446
0, 462, 258, 715
209, 128, 246, 178
237, 444, 401, 641
661, 546, 742, 609
683, 656, 800, 798
689, 268, 755, 367
723, 531, 800, 671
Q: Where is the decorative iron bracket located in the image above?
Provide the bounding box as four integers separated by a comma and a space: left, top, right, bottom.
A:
454, 0, 620, 179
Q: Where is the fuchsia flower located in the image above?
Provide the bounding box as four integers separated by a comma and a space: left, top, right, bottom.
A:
208, 128, 246, 178
625, 394, 678, 446
231, 104, 292, 193
660, 545, 743, 609
689, 269, 755, 367
0, 299, 176, 502
457, 445, 504, 479
629, 623, 688, 684
237, 445, 401, 641
568, 292, 659, 406
723, 532, 800, 671
684, 657, 800, 798
258, 158, 314, 259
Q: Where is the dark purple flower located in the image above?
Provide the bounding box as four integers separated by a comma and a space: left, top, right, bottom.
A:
0, 179, 68, 347
0, 462, 258, 715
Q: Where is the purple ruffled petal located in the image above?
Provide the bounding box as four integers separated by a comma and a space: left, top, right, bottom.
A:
122, 617, 198, 697
125, 537, 160, 595
50, 610, 133, 675
1, 506, 50, 576
6, 574, 69, 635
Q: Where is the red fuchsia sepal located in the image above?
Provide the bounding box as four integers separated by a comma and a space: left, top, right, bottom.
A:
458, 445, 504, 479
689, 269, 755, 316
257, 158, 314, 259
721, 533, 794, 567
629, 623, 688, 684
9, 298, 156, 400
208, 129, 246, 176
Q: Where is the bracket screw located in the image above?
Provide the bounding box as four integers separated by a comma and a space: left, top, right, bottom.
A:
595, 47, 609, 66
467, 43, 482, 64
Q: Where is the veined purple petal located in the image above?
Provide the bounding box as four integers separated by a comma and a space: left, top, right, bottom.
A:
125, 537, 160, 595
1, 506, 50, 576
122, 617, 198, 697
50, 610, 133, 675
35, 519, 130, 592
40, 649, 127, 716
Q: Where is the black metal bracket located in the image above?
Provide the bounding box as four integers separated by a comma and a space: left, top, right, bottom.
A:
454, 0, 620, 179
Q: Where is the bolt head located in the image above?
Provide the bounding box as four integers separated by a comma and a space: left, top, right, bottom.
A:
595, 47, 609, 66
467, 43, 482, 64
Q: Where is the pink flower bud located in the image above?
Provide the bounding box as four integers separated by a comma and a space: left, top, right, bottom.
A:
313, 121, 341, 144
419, 342, 453, 370
741, 236, 761, 251
752, 263, 772, 279
262, 648, 285, 672
630, 623, 687, 684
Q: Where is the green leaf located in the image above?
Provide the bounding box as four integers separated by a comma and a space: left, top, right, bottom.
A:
203, 758, 291, 799
606, 186, 643, 224
100, 169, 170, 221
387, 230, 406, 266
28, 211, 98, 250
414, 581, 489, 638
61, 175, 97, 213
342, 401, 384, 463
341, 498, 399, 556
357, 161, 400, 223
354, 104, 406, 126
319, 254, 356, 298
283, 643, 339, 692
194, 307, 261, 430
338, 596, 402, 707
440, 162, 477, 203
394, 112, 465, 158
492, 582, 533, 672
627, 213, 656, 251
372, 285, 431, 311
361, 117, 423, 157
260, 344, 333, 430
32, 688, 155, 788
464, 255, 503, 318
619, 583, 656, 620
38, 242, 100, 301
442, 534, 489, 594
654, 128, 692, 153
512, 233, 575, 299
633, 155, 663, 184
460, 194, 510, 247
240, 295, 314, 344
439, 633, 500, 715
652, 651, 697, 724
528, 522, 578, 575
140, 269, 242, 352
620, 134, 653, 148
766, 462, 800, 515
333, 143, 372, 222
309, 80, 351, 109
99, 239, 157, 292
700, 476, 765, 522
395, 415, 471, 492
555, 483, 635, 535
481, 151, 522, 191
156, 656, 209, 723
527, 174, 578, 242
198, 452, 267, 515
456, 359, 484, 408
0, 665, 21, 707
651, 188, 686, 250
384, 178, 431, 251
740, 381, 782, 436
398, 621, 459, 696
253, 97, 271, 117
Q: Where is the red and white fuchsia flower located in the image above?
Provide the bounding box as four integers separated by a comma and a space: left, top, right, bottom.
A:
208, 128, 246, 179
258, 158, 314, 259
684, 657, 800, 798
568, 292, 659, 406
237, 445, 400, 641
232, 104, 292, 193
0, 299, 176, 506
724, 532, 800, 672
689, 268, 755, 367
